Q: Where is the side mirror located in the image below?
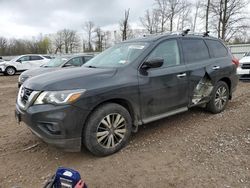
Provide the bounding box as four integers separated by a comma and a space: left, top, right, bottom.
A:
63, 64, 74, 68
142, 58, 164, 70
16, 59, 22, 63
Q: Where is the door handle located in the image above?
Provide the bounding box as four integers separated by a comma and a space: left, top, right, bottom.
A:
177, 73, 187, 78
213, 66, 220, 70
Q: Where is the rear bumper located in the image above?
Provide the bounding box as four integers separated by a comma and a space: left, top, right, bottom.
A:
15, 103, 90, 152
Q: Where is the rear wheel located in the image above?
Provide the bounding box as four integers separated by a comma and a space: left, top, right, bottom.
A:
5, 67, 16, 76
83, 103, 132, 156
206, 81, 229, 114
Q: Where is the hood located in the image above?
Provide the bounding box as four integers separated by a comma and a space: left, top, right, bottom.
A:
21, 67, 58, 77
24, 67, 117, 91
239, 56, 250, 63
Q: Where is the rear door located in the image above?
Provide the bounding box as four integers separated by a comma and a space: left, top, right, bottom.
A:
205, 39, 232, 80
138, 39, 189, 122
29, 55, 45, 67
180, 38, 214, 105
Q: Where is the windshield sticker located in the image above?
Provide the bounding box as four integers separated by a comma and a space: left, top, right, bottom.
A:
118, 60, 128, 64
129, 45, 145, 50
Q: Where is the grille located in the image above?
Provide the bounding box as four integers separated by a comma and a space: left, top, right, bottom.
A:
242, 63, 250, 70
21, 87, 33, 105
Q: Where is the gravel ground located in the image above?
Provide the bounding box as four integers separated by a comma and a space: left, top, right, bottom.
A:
0, 75, 249, 188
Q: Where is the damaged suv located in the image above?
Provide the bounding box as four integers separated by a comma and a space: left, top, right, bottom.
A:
15, 33, 238, 156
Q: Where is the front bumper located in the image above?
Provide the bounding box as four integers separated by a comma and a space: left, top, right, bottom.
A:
237, 67, 250, 75
0, 66, 5, 73
15, 103, 90, 152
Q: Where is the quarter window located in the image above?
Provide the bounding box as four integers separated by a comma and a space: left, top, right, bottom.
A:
182, 39, 210, 64
147, 40, 180, 67
206, 40, 228, 58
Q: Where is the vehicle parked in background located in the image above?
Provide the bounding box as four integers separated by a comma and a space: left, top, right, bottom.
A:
18, 54, 94, 87
0, 54, 51, 76
237, 52, 250, 79
16, 31, 238, 156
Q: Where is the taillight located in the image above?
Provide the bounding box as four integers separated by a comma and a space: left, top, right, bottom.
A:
232, 57, 239, 68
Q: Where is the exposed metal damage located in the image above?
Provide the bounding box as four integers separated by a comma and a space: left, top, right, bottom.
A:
192, 75, 214, 105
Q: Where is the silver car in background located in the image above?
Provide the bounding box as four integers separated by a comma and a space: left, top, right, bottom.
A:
18, 54, 94, 87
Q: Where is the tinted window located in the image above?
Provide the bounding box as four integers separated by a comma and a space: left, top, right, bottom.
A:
30, 56, 43, 61
65, 57, 83, 67
206, 40, 228, 58
83, 56, 93, 63
43, 56, 52, 59
18, 56, 30, 62
147, 39, 180, 67
182, 39, 209, 64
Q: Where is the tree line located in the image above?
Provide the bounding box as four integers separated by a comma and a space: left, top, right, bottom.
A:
0, 0, 249, 56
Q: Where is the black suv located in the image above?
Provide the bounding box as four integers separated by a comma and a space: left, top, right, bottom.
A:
15, 33, 238, 156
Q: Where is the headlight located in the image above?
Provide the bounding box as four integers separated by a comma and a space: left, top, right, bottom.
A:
34, 89, 86, 105
19, 75, 29, 83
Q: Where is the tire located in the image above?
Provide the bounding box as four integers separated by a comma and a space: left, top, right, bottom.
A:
83, 103, 132, 156
206, 81, 229, 114
5, 67, 16, 76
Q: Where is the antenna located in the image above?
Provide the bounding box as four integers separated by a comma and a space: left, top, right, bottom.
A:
203, 31, 210, 37
182, 29, 190, 36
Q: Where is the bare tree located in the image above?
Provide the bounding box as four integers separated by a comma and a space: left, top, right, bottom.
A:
167, 0, 182, 32
83, 21, 95, 51
154, 0, 169, 33
211, 0, 249, 41
95, 27, 104, 51
120, 9, 131, 41
54, 31, 64, 54
177, 0, 192, 31
205, 0, 211, 32
192, 0, 201, 32
140, 9, 160, 34
0, 37, 7, 55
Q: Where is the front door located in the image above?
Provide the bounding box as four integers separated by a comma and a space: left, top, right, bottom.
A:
138, 39, 189, 122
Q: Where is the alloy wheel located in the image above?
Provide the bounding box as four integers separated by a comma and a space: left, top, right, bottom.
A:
214, 86, 228, 110
96, 113, 127, 148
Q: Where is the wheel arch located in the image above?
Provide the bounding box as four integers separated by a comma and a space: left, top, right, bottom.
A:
5, 66, 17, 73
83, 98, 139, 133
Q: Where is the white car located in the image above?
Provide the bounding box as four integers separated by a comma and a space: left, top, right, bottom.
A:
237, 52, 250, 79
0, 54, 50, 75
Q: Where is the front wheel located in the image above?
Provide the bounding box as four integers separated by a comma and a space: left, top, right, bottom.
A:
5, 67, 16, 76
83, 103, 132, 156
206, 81, 229, 114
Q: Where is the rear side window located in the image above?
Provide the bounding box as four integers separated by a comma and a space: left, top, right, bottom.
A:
18, 56, 30, 62
30, 56, 43, 61
182, 39, 210, 64
83, 56, 93, 63
206, 40, 228, 58
66, 57, 83, 67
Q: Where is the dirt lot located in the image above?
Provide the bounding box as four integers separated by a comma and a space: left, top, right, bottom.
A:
0, 75, 249, 188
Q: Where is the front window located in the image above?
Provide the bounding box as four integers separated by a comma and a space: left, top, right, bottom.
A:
42, 57, 69, 68
84, 42, 149, 68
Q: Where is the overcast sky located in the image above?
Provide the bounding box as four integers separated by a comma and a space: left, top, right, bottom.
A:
0, 0, 154, 39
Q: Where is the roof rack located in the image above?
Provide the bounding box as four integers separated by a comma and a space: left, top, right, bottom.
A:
142, 29, 210, 38
182, 29, 190, 36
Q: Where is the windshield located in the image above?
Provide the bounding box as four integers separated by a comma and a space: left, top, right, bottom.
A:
84, 42, 149, 68
42, 57, 69, 67
245, 52, 250, 57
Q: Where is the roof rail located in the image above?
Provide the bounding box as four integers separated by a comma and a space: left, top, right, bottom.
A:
142, 30, 211, 38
